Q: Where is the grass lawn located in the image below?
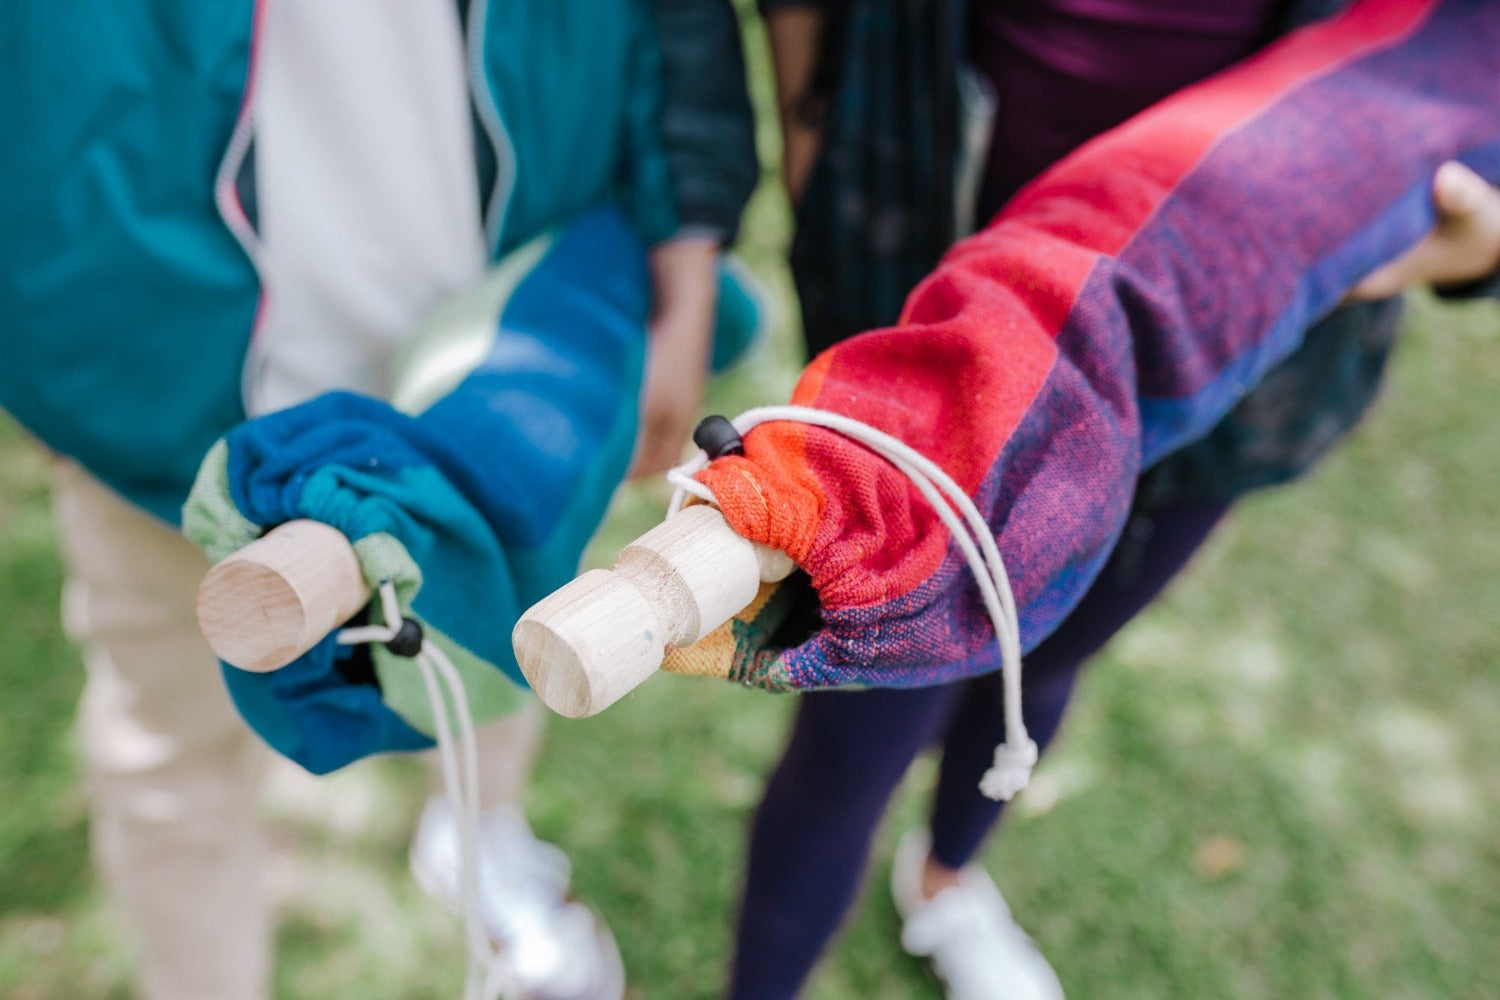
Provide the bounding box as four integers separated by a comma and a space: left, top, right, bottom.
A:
3, 12, 1499, 1000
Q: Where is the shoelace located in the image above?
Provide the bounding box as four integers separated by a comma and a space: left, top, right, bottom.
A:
665, 404, 1038, 801
339, 583, 520, 1000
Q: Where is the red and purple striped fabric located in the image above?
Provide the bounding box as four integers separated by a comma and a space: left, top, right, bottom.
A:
696, 0, 1500, 691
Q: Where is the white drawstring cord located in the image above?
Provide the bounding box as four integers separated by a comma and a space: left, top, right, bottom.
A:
338, 584, 519, 1000
666, 405, 1038, 802
326, 399, 1032, 1000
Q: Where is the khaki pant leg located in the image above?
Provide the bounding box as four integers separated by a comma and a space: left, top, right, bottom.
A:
52, 462, 272, 1000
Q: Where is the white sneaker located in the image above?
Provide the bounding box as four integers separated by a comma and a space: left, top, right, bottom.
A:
891, 830, 1064, 1000
409, 798, 626, 1000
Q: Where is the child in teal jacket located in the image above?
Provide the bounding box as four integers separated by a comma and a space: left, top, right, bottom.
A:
0, 2, 759, 998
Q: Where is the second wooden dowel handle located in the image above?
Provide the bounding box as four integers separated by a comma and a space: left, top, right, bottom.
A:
196, 519, 371, 672
513, 505, 794, 718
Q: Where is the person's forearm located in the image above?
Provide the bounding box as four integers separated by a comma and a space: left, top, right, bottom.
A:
631, 235, 720, 477
764, 5, 826, 206
650, 235, 720, 331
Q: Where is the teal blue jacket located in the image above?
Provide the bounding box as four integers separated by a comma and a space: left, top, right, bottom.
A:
0, 0, 756, 523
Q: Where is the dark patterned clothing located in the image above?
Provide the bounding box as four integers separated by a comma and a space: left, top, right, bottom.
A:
972, 0, 1284, 207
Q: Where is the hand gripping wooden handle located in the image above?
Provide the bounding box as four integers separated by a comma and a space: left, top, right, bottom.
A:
195, 520, 371, 672
513, 504, 795, 718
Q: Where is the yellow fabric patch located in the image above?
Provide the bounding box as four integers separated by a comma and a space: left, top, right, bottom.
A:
661, 580, 784, 679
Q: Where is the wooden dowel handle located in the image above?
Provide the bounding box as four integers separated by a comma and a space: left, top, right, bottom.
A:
196, 519, 371, 672
513, 505, 794, 718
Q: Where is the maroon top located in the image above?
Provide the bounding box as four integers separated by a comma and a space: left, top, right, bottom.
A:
972, 0, 1286, 209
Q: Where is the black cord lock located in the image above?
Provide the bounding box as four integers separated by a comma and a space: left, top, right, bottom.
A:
693, 415, 744, 459
384, 617, 425, 658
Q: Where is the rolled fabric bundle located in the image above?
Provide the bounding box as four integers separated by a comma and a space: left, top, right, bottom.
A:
654, 0, 1499, 692
183, 207, 657, 774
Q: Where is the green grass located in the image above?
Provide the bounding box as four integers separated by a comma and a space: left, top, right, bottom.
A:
3, 11, 1500, 998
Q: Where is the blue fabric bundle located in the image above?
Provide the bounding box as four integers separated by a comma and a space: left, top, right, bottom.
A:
185, 207, 659, 773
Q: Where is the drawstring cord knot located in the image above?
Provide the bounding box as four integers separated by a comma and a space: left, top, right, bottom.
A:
979, 737, 1039, 802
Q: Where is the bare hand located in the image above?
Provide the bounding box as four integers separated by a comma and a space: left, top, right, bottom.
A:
1347, 161, 1500, 301
631, 237, 719, 478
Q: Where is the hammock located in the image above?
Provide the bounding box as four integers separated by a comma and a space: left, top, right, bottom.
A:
665, 0, 1500, 693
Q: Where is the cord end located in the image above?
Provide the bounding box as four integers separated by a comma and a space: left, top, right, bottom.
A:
978, 738, 1038, 802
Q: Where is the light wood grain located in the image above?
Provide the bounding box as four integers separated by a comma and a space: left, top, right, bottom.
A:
196, 520, 370, 672
514, 505, 794, 718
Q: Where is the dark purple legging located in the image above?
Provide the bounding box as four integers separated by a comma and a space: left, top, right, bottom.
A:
728, 501, 1228, 999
